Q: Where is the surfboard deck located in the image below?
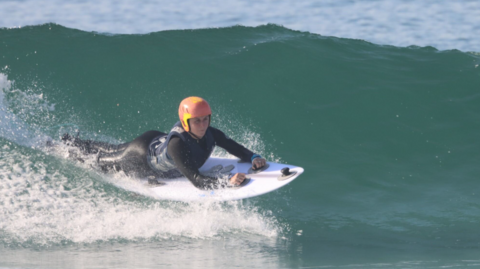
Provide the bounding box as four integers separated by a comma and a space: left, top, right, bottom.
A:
145, 157, 303, 202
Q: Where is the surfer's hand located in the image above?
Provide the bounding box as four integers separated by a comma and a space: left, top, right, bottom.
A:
229, 173, 246, 186
252, 157, 266, 169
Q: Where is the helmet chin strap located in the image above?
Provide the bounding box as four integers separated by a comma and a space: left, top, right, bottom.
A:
188, 131, 202, 142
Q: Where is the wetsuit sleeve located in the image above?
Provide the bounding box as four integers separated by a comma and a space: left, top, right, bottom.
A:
211, 127, 255, 163
167, 136, 221, 190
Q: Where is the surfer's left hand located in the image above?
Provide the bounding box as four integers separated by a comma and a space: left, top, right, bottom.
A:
252, 157, 266, 169
230, 173, 246, 186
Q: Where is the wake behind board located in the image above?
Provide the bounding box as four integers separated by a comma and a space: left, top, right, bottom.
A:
146, 157, 303, 202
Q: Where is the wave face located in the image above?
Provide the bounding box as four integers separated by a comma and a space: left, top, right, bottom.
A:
1, 24, 480, 268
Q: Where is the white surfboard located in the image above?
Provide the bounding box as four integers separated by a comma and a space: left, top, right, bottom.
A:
146, 157, 303, 202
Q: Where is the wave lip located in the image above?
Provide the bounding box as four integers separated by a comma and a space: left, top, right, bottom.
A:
1, 0, 480, 51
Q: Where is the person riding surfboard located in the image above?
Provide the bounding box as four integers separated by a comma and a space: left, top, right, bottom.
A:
62, 96, 267, 189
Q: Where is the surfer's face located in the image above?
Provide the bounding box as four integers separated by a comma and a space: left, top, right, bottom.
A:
189, 115, 210, 138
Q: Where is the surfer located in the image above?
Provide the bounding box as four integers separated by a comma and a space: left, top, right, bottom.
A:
62, 96, 266, 189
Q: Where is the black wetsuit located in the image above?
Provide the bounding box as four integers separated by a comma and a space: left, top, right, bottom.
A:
64, 126, 257, 189
157, 127, 256, 189
64, 131, 165, 178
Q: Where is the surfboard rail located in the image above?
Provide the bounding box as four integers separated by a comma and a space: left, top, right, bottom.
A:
147, 157, 303, 201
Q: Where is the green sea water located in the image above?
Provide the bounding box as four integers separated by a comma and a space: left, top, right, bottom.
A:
1, 24, 480, 268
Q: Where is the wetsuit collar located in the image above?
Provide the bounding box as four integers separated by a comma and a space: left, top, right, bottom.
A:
188, 131, 202, 142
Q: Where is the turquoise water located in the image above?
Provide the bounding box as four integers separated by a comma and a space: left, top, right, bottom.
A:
1, 24, 480, 268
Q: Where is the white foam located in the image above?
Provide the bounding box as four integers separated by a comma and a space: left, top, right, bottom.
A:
0, 73, 52, 148
0, 145, 282, 246
0, 73, 12, 91
0, 74, 27, 144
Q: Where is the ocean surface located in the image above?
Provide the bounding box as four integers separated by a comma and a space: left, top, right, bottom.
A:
1, 0, 480, 52
1, 1, 480, 269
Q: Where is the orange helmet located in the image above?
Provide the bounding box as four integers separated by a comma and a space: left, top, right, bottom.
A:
178, 96, 212, 132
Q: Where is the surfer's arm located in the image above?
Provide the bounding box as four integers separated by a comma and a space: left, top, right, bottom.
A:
210, 127, 256, 163
167, 136, 220, 190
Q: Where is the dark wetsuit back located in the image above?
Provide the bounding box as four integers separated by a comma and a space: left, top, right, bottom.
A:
68, 130, 165, 178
